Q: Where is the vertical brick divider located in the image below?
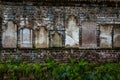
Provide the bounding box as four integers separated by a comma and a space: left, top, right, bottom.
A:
112, 20, 114, 48
79, 18, 82, 47
33, 29, 35, 48
49, 30, 51, 47
97, 23, 100, 47
0, 17, 2, 61
0, 17, 2, 49
63, 7, 66, 47
79, 20, 82, 47
17, 22, 19, 48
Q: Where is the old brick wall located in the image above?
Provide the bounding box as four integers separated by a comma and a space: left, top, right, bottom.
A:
0, 49, 120, 63
1, 6, 120, 48
0, 5, 120, 63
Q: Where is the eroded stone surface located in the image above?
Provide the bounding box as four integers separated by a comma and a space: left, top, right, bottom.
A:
20, 28, 33, 48
2, 21, 17, 48
100, 25, 112, 48
82, 21, 97, 48
50, 31, 63, 47
35, 26, 48, 48
65, 15, 79, 47
114, 25, 120, 47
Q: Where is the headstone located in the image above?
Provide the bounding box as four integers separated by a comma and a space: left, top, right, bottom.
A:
100, 24, 112, 48
65, 15, 79, 47
35, 26, 48, 48
20, 28, 33, 48
81, 21, 97, 48
2, 21, 17, 48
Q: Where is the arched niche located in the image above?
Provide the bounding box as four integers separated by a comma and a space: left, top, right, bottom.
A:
50, 31, 65, 47
35, 26, 48, 48
2, 21, 17, 48
19, 28, 33, 48
65, 15, 79, 47
81, 21, 97, 48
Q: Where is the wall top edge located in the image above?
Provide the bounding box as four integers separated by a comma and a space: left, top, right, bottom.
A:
0, 1, 120, 7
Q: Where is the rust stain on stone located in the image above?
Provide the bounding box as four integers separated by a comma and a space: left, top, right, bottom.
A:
100, 24, 112, 48
82, 21, 97, 48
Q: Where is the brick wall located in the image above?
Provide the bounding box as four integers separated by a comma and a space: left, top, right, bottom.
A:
0, 6, 120, 63
1, 49, 120, 63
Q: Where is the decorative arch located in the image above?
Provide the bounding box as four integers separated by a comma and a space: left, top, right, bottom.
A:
66, 15, 78, 28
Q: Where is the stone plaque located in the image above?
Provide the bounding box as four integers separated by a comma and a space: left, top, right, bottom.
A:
82, 21, 97, 48
35, 26, 48, 48
100, 25, 112, 48
50, 31, 64, 47
20, 28, 33, 48
113, 25, 120, 47
65, 15, 79, 47
2, 21, 17, 48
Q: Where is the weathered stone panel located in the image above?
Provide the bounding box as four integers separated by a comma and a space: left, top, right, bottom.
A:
2, 21, 17, 48
81, 21, 97, 48
65, 15, 79, 47
20, 28, 33, 48
114, 25, 120, 47
100, 25, 112, 48
50, 31, 64, 47
35, 26, 48, 48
